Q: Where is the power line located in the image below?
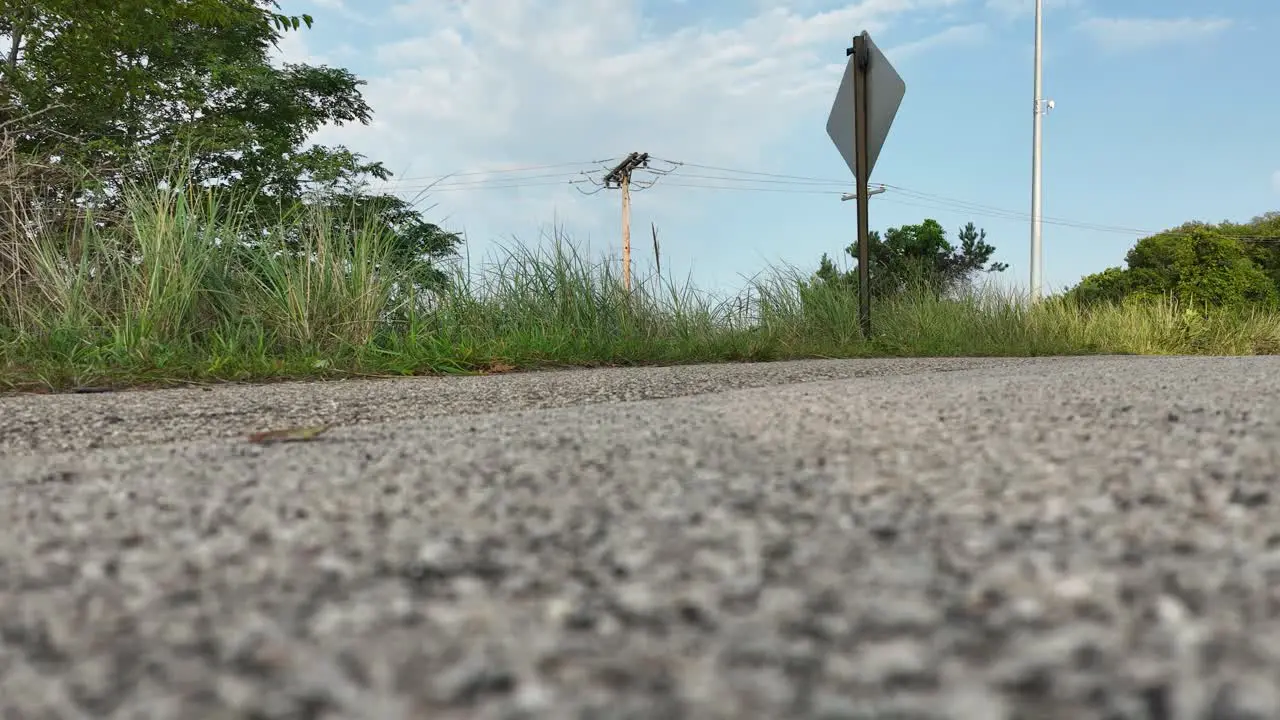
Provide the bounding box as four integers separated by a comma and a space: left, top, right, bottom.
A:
644, 181, 847, 195
647, 179, 1158, 231
652, 157, 1280, 242
655, 157, 1139, 230
878, 192, 1145, 234
649, 157, 849, 185
383, 167, 840, 194
414, 176, 1280, 241
341, 153, 1280, 243
876, 191, 1280, 241
876, 195, 1138, 235
655, 157, 1146, 230
643, 168, 1183, 231
656, 172, 849, 188
376, 171, 594, 191
652, 156, 1146, 229
402, 179, 585, 192
379, 159, 622, 184
879, 184, 1149, 234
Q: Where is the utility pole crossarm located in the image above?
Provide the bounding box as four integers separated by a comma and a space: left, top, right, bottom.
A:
841, 186, 885, 202
603, 152, 649, 189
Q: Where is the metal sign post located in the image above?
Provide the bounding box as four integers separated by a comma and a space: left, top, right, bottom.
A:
852, 35, 873, 338
826, 31, 905, 338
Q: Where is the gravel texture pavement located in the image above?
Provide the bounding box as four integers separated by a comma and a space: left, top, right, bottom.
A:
1, 356, 1279, 719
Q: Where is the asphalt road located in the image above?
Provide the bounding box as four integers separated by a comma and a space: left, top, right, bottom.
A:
2, 356, 1279, 720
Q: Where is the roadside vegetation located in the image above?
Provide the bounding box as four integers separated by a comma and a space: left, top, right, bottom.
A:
1, 0, 1277, 393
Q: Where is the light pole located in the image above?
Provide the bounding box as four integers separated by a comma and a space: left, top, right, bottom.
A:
1029, 0, 1053, 303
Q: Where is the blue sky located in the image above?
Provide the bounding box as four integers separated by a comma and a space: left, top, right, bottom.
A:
277, 0, 1280, 297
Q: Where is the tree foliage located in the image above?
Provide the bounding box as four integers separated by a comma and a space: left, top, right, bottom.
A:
1067, 218, 1279, 308
1239, 211, 1280, 289
0, 0, 459, 284
814, 218, 1007, 298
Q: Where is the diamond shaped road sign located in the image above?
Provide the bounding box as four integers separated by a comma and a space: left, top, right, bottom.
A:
826, 32, 905, 181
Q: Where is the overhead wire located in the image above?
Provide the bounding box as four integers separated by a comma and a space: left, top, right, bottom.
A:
376, 158, 622, 185
647, 181, 847, 195
648, 172, 848, 188
351, 154, 1280, 243
647, 157, 848, 185
419, 179, 590, 192
654, 157, 1156, 232
357, 158, 621, 194
652, 157, 1280, 242
374, 171, 595, 192
874, 190, 1280, 242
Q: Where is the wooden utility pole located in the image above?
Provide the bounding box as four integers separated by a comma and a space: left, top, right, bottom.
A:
603, 152, 649, 292
621, 172, 632, 291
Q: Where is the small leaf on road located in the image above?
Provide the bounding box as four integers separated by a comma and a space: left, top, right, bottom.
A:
246, 425, 333, 445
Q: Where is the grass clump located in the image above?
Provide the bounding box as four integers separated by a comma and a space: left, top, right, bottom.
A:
2, 177, 1277, 393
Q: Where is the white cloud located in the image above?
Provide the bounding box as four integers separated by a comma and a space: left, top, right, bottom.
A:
269, 29, 325, 67
304, 0, 375, 25
888, 22, 988, 60
284, 0, 972, 253
1076, 16, 1233, 53
985, 0, 1081, 19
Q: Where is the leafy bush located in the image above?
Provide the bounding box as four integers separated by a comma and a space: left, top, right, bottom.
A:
1067, 222, 1279, 309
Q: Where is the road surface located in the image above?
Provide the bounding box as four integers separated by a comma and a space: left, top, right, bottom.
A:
2, 356, 1279, 719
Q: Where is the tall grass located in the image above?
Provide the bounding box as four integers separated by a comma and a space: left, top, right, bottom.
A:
1, 172, 1277, 392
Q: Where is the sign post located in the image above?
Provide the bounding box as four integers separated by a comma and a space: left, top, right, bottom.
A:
852, 36, 873, 338
826, 31, 905, 338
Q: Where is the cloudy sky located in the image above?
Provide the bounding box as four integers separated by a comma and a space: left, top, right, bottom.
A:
274, 0, 1280, 296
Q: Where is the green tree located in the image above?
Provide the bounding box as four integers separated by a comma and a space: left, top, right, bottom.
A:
814, 219, 1006, 298
3, 1, 323, 179
1067, 224, 1278, 308
1065, 267, 1135, 306
1237, 211, 1280, 290
1, 0, 460, 283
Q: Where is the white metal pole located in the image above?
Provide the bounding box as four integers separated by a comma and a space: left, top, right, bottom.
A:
1030, 0, 1044, 303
